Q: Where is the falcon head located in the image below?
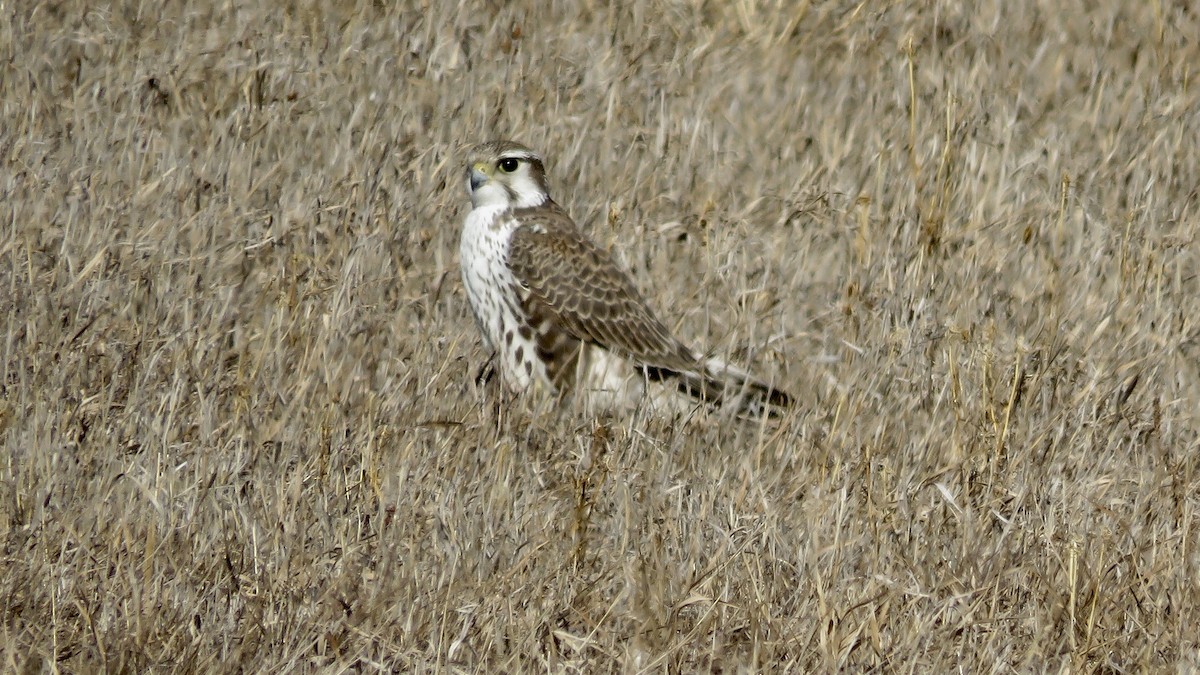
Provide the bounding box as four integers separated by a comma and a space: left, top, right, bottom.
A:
465, 140, 550, 209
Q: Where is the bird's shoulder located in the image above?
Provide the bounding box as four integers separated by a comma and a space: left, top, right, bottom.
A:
507, 201, 609, 264
510, 200, 583, 239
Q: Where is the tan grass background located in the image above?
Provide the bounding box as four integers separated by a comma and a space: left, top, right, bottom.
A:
3, 0, 1199, 671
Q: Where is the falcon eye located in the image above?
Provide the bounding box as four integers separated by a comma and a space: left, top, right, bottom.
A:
498, 158, 520, 172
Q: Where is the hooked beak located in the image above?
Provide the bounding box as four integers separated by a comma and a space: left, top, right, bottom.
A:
468, 163, 491, 191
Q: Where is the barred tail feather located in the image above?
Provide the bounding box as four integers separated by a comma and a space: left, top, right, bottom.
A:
645, 358, 791, 419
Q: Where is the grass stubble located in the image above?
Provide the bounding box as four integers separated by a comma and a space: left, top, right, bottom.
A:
2, 0, 1198, 671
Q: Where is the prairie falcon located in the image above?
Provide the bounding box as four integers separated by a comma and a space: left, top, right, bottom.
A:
459, 140, 791, 418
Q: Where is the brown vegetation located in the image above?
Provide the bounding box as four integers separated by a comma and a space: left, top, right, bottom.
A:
2, 0, 1198, 671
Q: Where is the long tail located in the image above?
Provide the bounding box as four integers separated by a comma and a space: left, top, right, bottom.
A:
646, 358, 792, 419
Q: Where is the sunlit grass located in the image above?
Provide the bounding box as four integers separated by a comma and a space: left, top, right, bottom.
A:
2, 1, 1198, 671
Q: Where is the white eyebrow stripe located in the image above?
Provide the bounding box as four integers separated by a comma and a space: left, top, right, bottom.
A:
499, 152, 543, 162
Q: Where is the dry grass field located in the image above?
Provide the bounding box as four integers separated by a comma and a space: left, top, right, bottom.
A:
3, 0, 1199, 671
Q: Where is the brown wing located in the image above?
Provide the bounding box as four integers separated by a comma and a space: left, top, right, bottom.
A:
506, 203, 699, 373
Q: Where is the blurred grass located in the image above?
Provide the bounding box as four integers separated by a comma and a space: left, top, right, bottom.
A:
2, 0, 1198, 671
